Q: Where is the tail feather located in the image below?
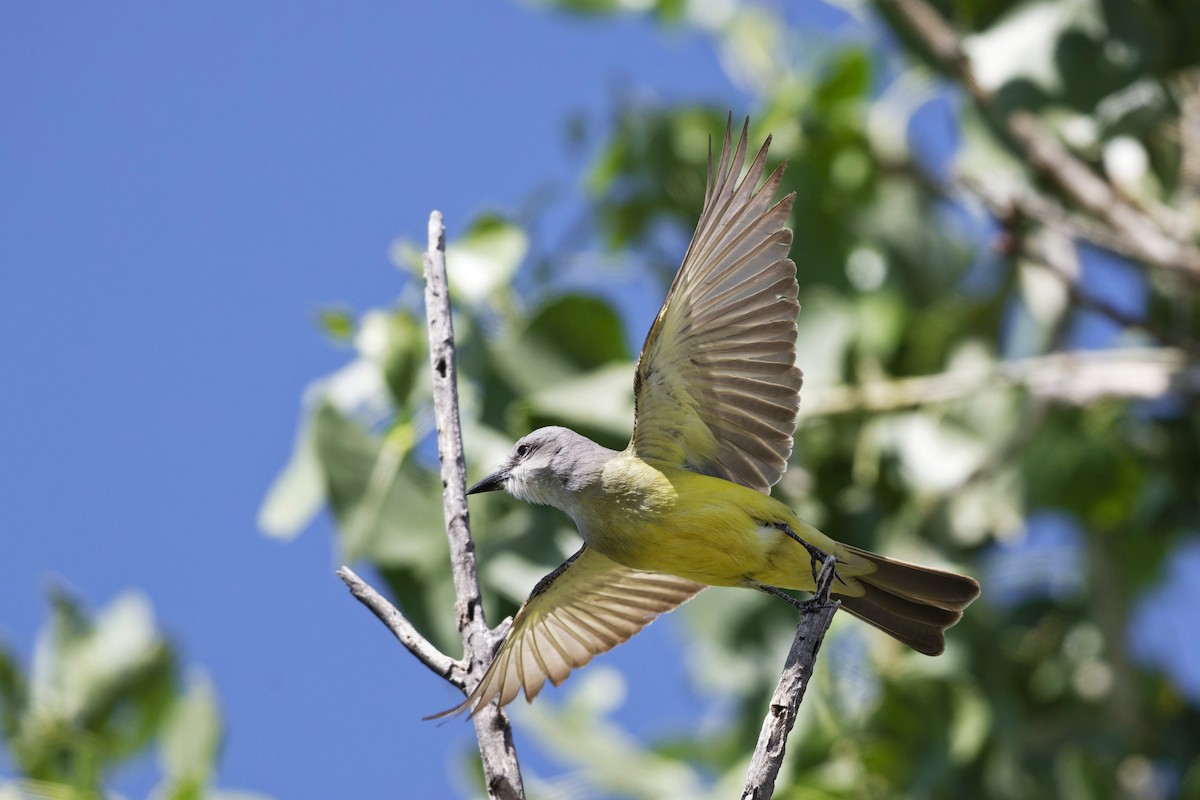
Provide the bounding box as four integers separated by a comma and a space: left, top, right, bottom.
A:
839, 585, 958, 656
836, 545, 980, 656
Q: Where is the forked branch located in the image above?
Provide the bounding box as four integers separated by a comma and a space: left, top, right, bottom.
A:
337, 211, 524, 800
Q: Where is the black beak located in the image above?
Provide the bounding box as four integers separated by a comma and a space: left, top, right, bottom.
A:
466, 469, 507, 495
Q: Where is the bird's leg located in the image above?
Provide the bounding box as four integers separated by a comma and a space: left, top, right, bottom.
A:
756, 583, 804, 609
773, 522, 846, 587
756, 583, 830, 614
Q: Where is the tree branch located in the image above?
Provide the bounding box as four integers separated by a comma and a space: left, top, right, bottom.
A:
741, 556, 841, 799
956, 173, 1167, 274
876, 0, 1200, 282
801, 346, 1196, 418
958, 173, 1197, 352
888, 157, 1196, 352
1006, 113, 1200, 279
422, 211, 525, 800
336, 566, 464, 683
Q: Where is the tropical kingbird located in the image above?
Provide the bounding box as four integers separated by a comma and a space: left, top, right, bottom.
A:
442, 119, 980, 717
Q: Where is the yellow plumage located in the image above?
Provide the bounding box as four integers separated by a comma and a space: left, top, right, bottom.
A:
583, 455, 870, 592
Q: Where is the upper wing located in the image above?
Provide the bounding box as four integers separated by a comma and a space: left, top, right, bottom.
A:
630, 118, 801, 494
433, 546, 704, 717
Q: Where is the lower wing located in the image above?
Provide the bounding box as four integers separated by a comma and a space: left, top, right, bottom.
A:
429, 546, 705, 718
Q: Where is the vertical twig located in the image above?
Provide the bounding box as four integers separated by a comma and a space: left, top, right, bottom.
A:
338, 211, 525, 795
741, 556, 841, 799
336, 210, 525, 795
422, 211, 525, 800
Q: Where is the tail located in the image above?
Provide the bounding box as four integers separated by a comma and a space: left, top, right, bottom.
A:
835, 545, 980, 656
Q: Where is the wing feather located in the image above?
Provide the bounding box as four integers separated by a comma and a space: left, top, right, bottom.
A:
430, 547, 704, 717
630, 118, 801, 493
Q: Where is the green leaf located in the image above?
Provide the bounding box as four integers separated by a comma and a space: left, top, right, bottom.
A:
585, 108, 725, 248
260, 309, 426, 544
0, 640, 28, 744
156, 778, 205, 800
158, 670, 221, 786
814, 48, 871, 108
948, 682, 991, 763
315, 307, 356, 344
380, 311, 426, 408
13, 591, 175, 787
349, 309, 427, 409
852, 288, 908, 362
487, 294, 630, 399
257, 411, 326, 541
310, 403, 445, 568
523, 362, 636, 440
31, 590, 162, 727
532, 0, 623, 14
444, 214, 527, 306
960, 0, 1103, 95
525, 295, 629, 370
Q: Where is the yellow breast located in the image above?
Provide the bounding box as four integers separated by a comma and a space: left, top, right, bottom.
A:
572, 455, 844, 589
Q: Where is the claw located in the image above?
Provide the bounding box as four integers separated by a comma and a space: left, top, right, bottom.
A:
799, 595, 828, 614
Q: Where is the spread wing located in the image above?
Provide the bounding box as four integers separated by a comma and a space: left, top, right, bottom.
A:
630, 118, 801, 494
432, 546, 703, 718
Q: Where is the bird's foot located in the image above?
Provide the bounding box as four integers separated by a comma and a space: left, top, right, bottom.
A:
755, 580, 839, 613
798, 594, 831, 614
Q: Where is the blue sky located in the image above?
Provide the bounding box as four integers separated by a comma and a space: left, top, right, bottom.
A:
0, 3, 767, 797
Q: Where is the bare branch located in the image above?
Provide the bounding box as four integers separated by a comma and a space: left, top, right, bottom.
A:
802, 347, 1195, 417
336, 566, 464, 683
741, 556, 841, 799
1007, 113, 1200, 279
957, 174, 1196, 352
422, 211, 526, 800
337, 212, 524, 800
957, 173, 1164, 268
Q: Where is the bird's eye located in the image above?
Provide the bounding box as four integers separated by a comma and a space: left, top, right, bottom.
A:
516, 444, 531, 458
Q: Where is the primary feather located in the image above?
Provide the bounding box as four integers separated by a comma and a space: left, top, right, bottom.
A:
429, 546, 702, 718
630, 117, 802, 494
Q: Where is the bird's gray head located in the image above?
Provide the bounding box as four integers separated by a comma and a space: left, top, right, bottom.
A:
467, 426, 615, 511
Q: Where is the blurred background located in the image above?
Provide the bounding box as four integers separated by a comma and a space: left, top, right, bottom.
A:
3, 0, 1200, 798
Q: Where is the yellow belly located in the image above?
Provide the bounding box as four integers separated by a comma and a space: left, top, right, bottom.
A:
576, 456, 870, 593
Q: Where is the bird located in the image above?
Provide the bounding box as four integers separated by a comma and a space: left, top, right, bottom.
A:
437, 117, 980, 718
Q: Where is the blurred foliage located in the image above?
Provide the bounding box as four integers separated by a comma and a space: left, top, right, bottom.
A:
260, 0, 1200, 798
0, 591, 270, 800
